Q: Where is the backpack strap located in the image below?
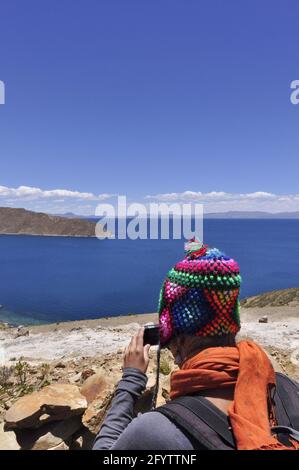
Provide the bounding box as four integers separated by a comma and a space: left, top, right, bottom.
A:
271, 426, 299, 444
155, 395, 235, 450
272, 373, 299, 446
274, 373, 299, 430
154, 373, 299, 450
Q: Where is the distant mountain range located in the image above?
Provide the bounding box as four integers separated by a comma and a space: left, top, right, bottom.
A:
0, 207, 107, 237
57, 210, 299, 220
204, 211, 299, 219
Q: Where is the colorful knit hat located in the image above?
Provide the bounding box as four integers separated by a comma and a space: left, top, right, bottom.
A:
158, 238, 242, 346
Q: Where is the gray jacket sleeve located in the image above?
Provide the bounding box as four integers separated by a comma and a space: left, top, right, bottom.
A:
93, 367, 195, 450
93, 367, 148, 450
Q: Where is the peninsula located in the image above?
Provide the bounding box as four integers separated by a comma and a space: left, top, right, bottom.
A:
0, 207, 107, 237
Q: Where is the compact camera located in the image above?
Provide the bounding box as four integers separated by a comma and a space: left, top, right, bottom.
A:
143, 324, 160, 346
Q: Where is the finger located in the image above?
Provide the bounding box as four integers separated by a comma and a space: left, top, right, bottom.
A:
129, 332, 138, 353
144, 343, 151, 361
136, 327, 145, 351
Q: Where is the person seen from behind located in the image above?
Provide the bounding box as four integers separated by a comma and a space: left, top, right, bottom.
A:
93, 239, 299, 450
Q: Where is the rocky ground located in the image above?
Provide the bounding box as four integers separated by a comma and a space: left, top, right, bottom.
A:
0, 288, 298, 450
0, 342, 172, 450
0, 314, 156, 363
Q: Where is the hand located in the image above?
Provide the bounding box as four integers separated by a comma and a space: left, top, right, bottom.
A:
123, 327, 151, 374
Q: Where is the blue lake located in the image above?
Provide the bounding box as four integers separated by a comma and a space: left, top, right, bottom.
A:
0, 219, 298, 325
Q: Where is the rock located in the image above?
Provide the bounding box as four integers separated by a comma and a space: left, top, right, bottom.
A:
258, 316, 268, 323
80, 372, 114, 404
81, 369, 95, 382
4, 400, 13, 410
146, 374, 156, 390
80, 371, 118, 434
156, 393, 167, 407
134, 387, 167, 413
160, 373, 171, 391
15, 415, 82, 450
134, 389, 153, 414
134, 372, 171, 414
265, 351, 283, 373
5, 383, 87, 430
69, 427, 96, 450
82, 391, 115, 434
48, 441, 69, 450
69, 372, 82, 384
0, 422, 20, 450
54, 362, 66, 369
290, 349, 299, 366
14, 327, 29, 338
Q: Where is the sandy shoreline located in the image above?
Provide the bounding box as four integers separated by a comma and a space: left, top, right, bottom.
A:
3, 304, 299, 333
24, 312, 158, 334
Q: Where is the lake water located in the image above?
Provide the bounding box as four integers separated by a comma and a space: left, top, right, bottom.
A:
0, 219, 298, 325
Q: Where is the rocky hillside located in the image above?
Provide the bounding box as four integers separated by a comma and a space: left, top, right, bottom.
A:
0, 348, 173, 450
0, 334, 297, 450
241, 287, 299, 308
0, 207, 107, 237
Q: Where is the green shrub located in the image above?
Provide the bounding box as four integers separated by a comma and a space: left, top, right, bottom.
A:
160, 358, 171, 375
14, 359, 30, 386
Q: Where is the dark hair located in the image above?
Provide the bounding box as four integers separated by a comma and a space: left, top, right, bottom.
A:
167, 332, 236, 353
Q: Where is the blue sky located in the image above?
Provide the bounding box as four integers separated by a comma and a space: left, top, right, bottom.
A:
0, 0, 299, 214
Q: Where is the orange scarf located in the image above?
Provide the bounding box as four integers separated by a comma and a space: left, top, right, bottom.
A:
170, 340, 299, 450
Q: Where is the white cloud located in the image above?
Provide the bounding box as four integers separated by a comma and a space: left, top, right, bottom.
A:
145, 191, 299, 213
0, 185, 115, 201
0, 185, 116, 215
240, 192, 276, 200
1, 185, 299, 215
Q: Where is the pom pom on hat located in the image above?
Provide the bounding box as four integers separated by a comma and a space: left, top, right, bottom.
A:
184, 237, 208, 259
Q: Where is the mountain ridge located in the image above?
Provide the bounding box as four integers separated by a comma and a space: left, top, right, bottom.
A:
0, 207, 106, 237
204, 210, 299, 219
